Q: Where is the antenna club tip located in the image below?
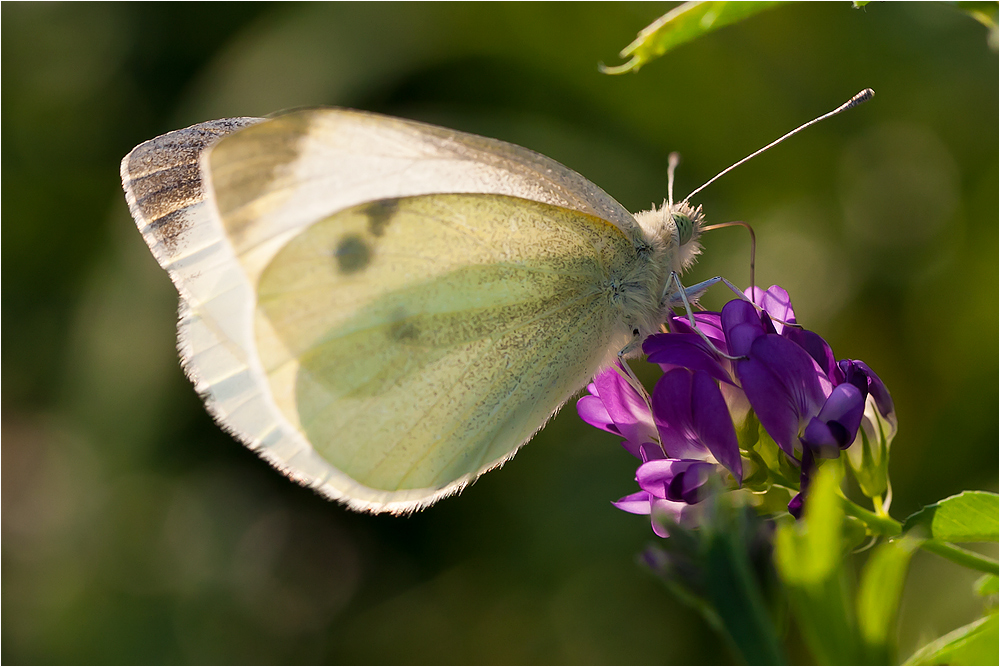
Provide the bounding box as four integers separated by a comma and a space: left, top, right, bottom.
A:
849, 88, 875, 108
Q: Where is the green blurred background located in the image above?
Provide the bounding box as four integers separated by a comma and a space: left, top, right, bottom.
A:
3, 2, 997, 663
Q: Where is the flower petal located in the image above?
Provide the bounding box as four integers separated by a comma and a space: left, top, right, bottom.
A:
721, 299, 766, 357
802, 416, 842, 458
691, 370, 743, 480
636, 458, 695, 497
624, 440, 669, 462
621, 440, 643, 459
674, 461, 715, 504
816, 382, 865, 447
737, 335, 832, 458
644, 333, 733, 384
784, 328, 839, 380
612, 490, 652, 515
576, 395, 619, 435
651, 369, 705, 459
788, 492, 804, 519
650, 498, 688, 537
593, 365, 658, 445
841, 360, 895, 419
747, 285, 796, 330
637, 442, 668, 463
668, 312, 726, 346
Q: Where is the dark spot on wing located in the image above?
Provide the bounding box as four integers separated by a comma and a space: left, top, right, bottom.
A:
364, 199, 399, 237
388, 306, 419, 341
335, 235, 371, 273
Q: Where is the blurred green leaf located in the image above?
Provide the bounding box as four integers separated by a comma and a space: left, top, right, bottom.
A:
702, 512, 785, 664
975, 573, 999, 596
856, 536, 921, 663
843, 515, 870, 551
645, 497, 786, 664
956, 1, 999, 28
956, 1, 999, 49
904, 610, 999, 665
902, 491, 999, 543
600, 1, 781, 74
774, 465, 860, 664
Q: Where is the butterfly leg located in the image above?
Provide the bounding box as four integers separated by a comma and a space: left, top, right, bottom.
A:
662, 275, 723, 308
661, 272, 747, 361
612, 344, 658, 445
662, 275, 755, 308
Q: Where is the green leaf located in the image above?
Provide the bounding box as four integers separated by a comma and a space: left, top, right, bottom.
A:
902, 491, 999, 542
600, 1, 782, 74
956, 1, 999, 50
956, 1, 999, 29
842, 515, 870, 552
975, 573, 999, 596
774, 465, 861, 664
703, 527, 786, 664
856, 536, 921, 663
644, 496, 786, 664
904, 611, 999, 665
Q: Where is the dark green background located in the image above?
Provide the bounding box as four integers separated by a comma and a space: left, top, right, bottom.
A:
3, 2, 997, 663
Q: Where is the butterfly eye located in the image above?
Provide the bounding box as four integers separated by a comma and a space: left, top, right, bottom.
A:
633, 328, 641, 337
673, 213, 694, 245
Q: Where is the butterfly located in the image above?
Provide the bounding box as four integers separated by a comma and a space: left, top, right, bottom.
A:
121, 93, 871, 514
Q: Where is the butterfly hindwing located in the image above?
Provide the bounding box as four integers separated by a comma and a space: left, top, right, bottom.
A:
255, 193, 634, 492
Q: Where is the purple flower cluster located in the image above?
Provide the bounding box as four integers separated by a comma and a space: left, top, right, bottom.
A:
578, 286, 895, 535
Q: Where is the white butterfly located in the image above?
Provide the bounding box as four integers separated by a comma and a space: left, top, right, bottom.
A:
121, 94, 871, 514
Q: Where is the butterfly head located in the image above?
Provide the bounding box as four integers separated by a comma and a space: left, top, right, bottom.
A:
633, 199, 705, 277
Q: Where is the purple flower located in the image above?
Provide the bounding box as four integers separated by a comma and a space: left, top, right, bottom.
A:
580, 284, 895, 534
577, 366, 658, 460
612, 490, 697, 538
578, 363, 741, 536
734, 331, 864, 460
651, 368, 742, 479
638, 458, 719, 505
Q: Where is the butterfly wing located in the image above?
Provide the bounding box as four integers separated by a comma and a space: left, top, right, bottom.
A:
122, 109, 641, 513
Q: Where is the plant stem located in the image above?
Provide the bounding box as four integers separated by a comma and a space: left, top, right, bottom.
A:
838, 496, 999, 573
921, 541, 1000, 574
839, 496, 902, 536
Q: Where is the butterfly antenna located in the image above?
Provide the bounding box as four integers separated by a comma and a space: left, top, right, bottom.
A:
666, 151, 681, 207
684, 88, 874, 203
